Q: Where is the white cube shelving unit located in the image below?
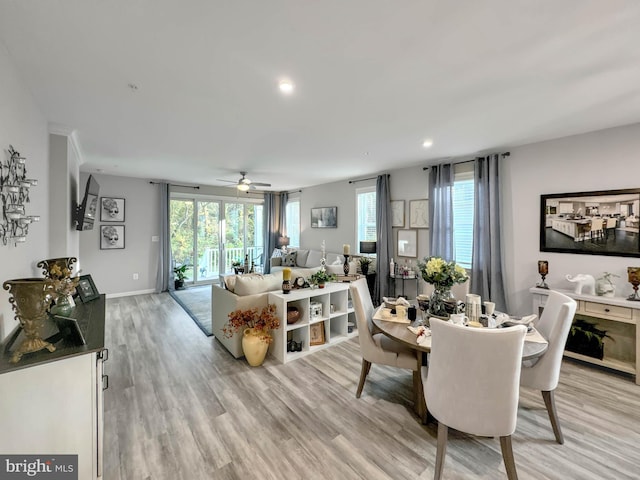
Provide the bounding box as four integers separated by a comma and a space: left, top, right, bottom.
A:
269, 282, 357, 363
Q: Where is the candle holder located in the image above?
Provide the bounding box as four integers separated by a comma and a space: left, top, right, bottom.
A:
537, 260, 549, 289
343, 254, 350, 275
627, 267, 640, 301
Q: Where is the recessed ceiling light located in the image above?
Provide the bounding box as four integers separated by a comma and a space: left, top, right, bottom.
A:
422, 139, 434, 148
279, 80, 294, 94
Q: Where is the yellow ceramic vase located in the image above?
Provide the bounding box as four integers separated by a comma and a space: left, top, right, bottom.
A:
242, 328, 270, 366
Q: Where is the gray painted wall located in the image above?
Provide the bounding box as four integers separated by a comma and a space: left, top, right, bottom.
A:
503, 122, 640, 315
49, 134, 80, 259
78, 173, 160, 295
0, 42, 50, 341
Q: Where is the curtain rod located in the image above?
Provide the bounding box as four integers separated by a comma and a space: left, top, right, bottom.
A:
421, 152, 510, 170
348, 176, 377, 184
149, 181, 200, 189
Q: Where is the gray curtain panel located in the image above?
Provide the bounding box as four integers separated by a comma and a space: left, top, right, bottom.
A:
471, 154, 507, 312
155, 182, 170, 292
279, 191, 288, 237
374, 174, 392, 305
429, 163, 454, 261
263, 192, 279, 274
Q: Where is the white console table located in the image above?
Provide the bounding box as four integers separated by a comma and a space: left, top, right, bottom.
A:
269, 283, 357, 363
530, 287, 640, 384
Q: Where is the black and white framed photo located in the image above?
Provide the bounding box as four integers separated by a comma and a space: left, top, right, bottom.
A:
540, 188, 640, 257
311, 206, 338, 228
100, 197, 125, 222
100, 224, 125, 250
76, 274, 100, 303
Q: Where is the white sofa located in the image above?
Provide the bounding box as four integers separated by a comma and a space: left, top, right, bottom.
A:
270, 248, 356, 277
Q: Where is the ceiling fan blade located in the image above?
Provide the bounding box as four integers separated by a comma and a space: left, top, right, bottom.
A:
250, 182, 271, 187
216, 179, 238, 183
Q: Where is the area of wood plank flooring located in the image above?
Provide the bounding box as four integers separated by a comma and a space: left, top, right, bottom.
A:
104, 293, 640, 479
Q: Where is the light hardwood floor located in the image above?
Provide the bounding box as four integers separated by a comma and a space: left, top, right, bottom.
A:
104, 293, 640, 479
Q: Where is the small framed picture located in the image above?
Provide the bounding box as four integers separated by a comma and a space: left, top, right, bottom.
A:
100, 225, 125, 249
310, 321, 326, 346
100, 197, 125, 222
76, 274, 100, 303
409, 199, 429, 228
391, 200, 405, 227
398, 229, 417, 257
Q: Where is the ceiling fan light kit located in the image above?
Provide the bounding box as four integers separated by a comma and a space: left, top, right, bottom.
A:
216, 171, 272, 191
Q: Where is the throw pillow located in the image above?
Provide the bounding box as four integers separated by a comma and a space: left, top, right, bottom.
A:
282, 251, 297, 267
271, 248, 284, 258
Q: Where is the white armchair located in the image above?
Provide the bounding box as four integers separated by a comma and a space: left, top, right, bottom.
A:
424, 318, 527, 480
349, 279, 417, 398
520, 290, 577, 444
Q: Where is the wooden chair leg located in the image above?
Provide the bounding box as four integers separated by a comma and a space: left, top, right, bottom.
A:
355, 359, 371, 398
434, 421, 448, 480
542, 389, 564, 444
499, 435, 519, 480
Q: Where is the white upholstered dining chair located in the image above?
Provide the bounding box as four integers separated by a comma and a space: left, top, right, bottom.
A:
349, 278, 418, 398
423, 318, 527, 480
520, 290, 577, 444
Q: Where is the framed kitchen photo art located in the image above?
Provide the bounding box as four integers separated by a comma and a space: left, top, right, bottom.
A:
311, 206, 338, 228
100, 197, 125, 222
540, 187, 640, 257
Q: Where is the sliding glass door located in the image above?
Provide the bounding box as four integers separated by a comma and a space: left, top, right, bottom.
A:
170, 196, 264, 285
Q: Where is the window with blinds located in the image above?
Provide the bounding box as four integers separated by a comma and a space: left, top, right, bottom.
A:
285, 198, 300, 247
452, 163, 475, 269
357, 187, 377, 251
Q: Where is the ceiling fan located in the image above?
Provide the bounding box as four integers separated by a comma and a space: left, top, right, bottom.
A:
216, 171, 271, 191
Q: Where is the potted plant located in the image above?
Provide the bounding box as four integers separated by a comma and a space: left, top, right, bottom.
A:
359, 257, 372, 275
173, 264, 189, 290
231, 259, 243, 274
222, 304, 280, 366
309, 270, 336, 288
565, 319, 613, 360
417, 256, 469, 317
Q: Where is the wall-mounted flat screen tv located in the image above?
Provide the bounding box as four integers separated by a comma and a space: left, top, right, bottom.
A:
540, 188, 640, 257
74, 175, 100, 231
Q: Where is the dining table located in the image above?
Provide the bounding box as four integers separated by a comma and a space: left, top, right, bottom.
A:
372, 306, 549, 422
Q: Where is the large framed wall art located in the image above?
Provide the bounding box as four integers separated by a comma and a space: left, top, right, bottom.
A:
311, 206, 338, 228
540, 188, 640, 257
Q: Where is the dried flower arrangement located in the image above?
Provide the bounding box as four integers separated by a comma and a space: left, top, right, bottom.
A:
222, 304, 280, 343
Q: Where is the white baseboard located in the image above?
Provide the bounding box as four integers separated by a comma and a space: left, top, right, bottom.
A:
106, 289, 156, 298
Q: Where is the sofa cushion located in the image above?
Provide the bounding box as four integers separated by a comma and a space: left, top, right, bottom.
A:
306, 249, 323, 268
222, 274, 238, 292
295, 249, 310, 267
234, 272, 283, 296
282, 251, 297, 267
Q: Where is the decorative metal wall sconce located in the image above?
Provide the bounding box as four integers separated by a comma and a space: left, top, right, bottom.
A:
0, 145, 39, 245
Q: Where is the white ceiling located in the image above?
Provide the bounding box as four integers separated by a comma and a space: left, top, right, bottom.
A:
2, 0, 640, 191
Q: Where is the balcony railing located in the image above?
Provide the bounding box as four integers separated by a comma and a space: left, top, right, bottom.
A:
183, 246, 264, 281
